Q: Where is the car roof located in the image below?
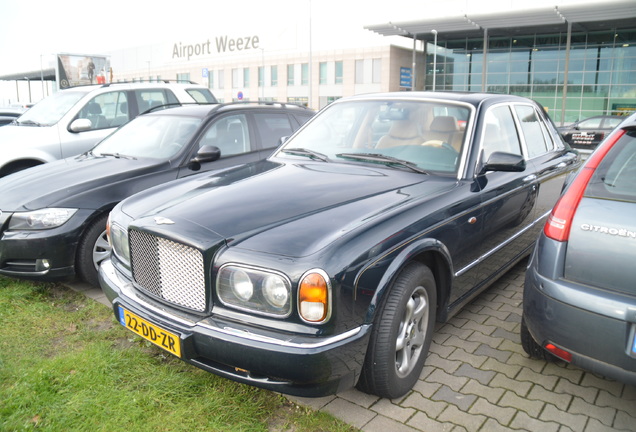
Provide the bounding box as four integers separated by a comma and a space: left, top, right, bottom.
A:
58, 81, 209, 95
340, 91, 535, 108
144, 102, 313, 119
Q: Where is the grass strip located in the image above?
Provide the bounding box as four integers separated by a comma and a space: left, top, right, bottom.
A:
0, 277, 355, 432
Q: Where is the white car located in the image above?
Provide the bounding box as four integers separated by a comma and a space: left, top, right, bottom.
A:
0, 82, 217, 177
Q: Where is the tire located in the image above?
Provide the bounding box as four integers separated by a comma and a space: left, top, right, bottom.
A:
76, 214, 111, 287
357, 262, 437, 399
520, 317, 551, 360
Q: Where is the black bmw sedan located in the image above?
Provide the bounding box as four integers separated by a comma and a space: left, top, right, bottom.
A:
0, 102, 313, 286
100, 92, 580, 399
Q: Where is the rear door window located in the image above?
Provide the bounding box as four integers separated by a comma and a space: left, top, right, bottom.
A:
603, 117, 623, 129
578, 117, 602, 129
514, 105, 552, 158
136, 90, 178, 113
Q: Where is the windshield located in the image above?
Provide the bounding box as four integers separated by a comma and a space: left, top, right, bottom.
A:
18, 90, 87, 126
277, 99, 470, 175
93, 114, 201, 159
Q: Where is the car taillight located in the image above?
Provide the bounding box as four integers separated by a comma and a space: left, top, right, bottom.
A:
544, 128, 626, 242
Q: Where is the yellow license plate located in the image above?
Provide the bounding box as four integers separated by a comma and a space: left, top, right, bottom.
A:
118, 306, 182, 357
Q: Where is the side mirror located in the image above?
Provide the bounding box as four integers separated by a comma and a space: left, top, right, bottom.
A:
188, 145, 221, 170
69, 118, 92, 133
480, 151, 526, 174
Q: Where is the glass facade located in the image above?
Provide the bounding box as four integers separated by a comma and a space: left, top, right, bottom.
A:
426, 28, 636, 124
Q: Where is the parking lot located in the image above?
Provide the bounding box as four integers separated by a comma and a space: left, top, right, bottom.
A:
290, 260, 636, 432
75, 259, 636, 432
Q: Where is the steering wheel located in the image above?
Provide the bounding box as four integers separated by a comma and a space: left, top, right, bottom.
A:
422, 140, 457, 153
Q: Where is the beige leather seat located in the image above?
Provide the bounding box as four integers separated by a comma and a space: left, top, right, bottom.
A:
376, 119, 422, 148
422, 116, 463, 151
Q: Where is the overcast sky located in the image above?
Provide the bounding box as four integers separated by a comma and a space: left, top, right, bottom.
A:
0, 0, 601, 76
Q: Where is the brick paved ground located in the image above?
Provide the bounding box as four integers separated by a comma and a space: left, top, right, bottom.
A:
291, 260, 636, 432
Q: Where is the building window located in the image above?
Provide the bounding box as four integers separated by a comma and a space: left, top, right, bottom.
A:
176, 73, 190, 83
218, 70, 225, 89
258, 66, 264, 87
301, 63, 309, 85
372, 59, 381, 84
208, 71, 214, 89
355, 60, 364, 84
287, 64, 295, 86
271, 65, 278, 86
232, 68, 239, 88
319, 62, 328, 84
243, 68, 250, 87
287, 96, 308, 107
335, 61, 343, 84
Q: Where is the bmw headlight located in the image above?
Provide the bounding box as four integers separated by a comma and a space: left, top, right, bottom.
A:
217, 265, 291, 317
8, 208, 77, 230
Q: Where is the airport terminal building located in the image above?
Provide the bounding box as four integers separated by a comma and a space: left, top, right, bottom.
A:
2, 0, 635, 124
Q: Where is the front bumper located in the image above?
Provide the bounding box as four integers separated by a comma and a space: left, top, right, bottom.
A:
0, 210, 93, 281
523, 260, 636, 386
99, 258, 371, 397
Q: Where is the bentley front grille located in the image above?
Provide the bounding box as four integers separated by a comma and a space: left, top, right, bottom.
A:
129, 229, 206, 312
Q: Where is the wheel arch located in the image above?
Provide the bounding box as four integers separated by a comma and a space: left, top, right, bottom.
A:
73, 205, 118, 259
360, 238, 454, 325
0, 159, 45, 177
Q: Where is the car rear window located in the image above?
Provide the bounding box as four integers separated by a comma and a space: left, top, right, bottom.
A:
586, 130, 636, 202
186, 88, 218, 103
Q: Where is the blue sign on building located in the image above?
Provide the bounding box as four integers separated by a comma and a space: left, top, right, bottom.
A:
400, 67, 412, 88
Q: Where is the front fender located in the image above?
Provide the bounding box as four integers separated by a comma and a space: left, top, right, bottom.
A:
0, 149, 57, 171
356, 237, 453, 325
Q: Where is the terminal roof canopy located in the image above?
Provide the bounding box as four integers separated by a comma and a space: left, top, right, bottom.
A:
364, 0, 636, 40
0, 68, 56, 81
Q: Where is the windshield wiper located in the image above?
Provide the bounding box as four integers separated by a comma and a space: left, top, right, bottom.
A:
281, 148, 329, 162
336, 153, 428, 174
98, 152, 136, 160
16, 119, 41, 127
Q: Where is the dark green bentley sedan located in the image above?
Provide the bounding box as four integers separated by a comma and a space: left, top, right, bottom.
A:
99, 92, 580, 399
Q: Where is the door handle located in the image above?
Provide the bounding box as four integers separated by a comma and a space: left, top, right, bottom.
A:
523, 174, 537, 182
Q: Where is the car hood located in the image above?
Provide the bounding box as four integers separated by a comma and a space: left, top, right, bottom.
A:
0, 154, 168, 211
122, 159, 456, 257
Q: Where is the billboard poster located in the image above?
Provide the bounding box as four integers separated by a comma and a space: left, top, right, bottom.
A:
56, 53, 110, 88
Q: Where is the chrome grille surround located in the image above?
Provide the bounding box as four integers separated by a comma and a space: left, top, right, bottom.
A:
129, 229, 206, 312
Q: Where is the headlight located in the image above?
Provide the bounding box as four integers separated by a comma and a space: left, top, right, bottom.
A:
263, 275, 290, 308
230, 269, 254, 301
108, 222, 130, 265
8, 208, 77, 230
217, 265, 291, 317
